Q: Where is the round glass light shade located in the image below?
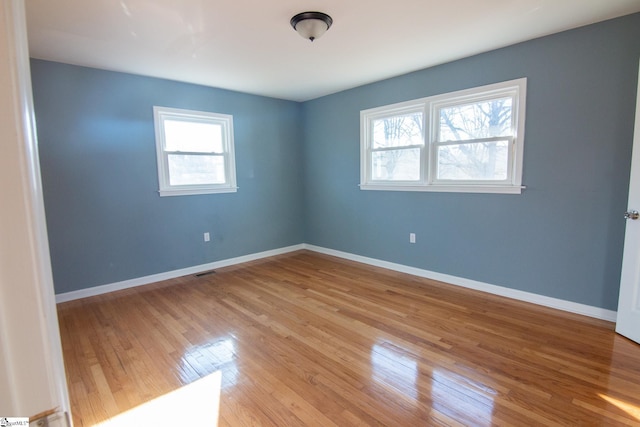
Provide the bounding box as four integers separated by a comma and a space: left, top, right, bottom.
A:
290, 12, 333, 42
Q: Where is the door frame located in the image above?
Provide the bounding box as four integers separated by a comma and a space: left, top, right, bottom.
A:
0, 0, 71, 420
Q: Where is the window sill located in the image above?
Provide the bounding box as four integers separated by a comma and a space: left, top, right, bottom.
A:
359, 184, 525, 194
159, 187, 238, 197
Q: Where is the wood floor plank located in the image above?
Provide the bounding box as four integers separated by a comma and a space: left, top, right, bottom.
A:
57, 250, 640, 426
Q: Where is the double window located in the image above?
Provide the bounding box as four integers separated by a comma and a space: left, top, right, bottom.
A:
154, 106, 237, 196
360, 78, 526, 193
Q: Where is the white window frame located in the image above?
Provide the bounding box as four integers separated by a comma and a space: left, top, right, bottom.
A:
363, 103, 427, 184
154, 106, 237, 197
360, 78, 527, 194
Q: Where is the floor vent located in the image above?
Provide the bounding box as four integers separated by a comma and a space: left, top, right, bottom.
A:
194, 270, 217, 278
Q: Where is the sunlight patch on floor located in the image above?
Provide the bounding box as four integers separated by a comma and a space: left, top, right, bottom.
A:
93, 371, 222, 427
599, 394, 640, 421
180, 337, 238, 387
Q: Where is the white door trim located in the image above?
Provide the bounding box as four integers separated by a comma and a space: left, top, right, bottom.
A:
0, 0, 71, 420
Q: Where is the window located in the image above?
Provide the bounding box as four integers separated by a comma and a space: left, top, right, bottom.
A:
154, 106, 237, 196
360, 78, 526, 193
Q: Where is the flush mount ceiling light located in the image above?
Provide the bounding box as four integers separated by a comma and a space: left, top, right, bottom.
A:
290, 11, 333, 42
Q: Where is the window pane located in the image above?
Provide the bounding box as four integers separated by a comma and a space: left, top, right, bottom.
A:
372, 113, 423, 149
372, 148, 420, 181
168, 154, 226, 185
164, 120, 223, 153
439, 97, 512, 141
437, 141, 508, 180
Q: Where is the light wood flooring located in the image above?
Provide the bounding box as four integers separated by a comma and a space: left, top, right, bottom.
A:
57, 250, 640, 426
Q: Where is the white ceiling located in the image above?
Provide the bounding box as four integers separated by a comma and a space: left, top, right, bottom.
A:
26, 0, 640, 102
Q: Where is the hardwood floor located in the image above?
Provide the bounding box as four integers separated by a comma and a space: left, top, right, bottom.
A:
57, 250, 640, 426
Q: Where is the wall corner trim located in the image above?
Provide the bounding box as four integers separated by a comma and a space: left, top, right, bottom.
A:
54, 244, 305, 303
302, 244, 618, 322
55, 242, 618, 323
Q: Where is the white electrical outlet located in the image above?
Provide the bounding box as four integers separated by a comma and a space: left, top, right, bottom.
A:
409, 233, 416, 243
204, 232, 210, 242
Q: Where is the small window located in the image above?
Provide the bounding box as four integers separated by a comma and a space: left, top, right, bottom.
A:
361, 79, 526, 194
154, 106, 237, 196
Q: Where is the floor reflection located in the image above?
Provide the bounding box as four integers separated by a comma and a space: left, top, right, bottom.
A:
371, 341, 419, 401
370, 340, 497, 424
431, 369, 496, 425
598, 335, 640, 422
180, 336, 239, 388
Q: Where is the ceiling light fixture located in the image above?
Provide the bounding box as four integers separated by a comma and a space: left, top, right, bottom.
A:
290, 11, 333, 42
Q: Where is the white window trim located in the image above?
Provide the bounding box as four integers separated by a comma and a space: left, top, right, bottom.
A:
154, 106, 237, 197
360, 78, 527, 194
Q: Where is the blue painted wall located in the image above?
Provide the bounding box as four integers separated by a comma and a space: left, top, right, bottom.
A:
33, 13, 640, 310
302, 13, 640, 310
32, 61, 304, 294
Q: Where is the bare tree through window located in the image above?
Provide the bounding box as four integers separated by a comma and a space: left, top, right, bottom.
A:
361, 78, 526, 192
372, 112, 423, 180
437, 98, 513, 180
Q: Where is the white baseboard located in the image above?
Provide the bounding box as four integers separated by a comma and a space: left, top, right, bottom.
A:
54, 244, 305, 303
55, 242, 617, 322
302, 244, 618, 322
